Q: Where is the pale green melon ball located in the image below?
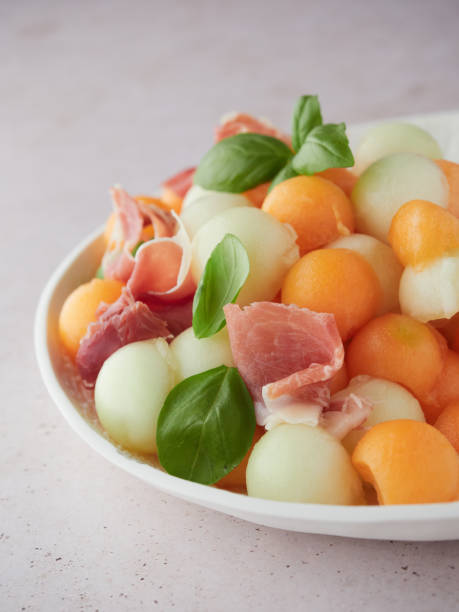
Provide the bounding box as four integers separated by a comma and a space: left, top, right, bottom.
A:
180, 188, 251, 239
351, 153, 448, 243
327, 233, 403, 314
399, 255, 459, 322
95, 338, 177, 455
182, 185, 208, 209
354, 122, 442, 175
337, 376, 425, 453
169, 327, 234, 382
246, 424, 364, 505
191, 207, 299, 305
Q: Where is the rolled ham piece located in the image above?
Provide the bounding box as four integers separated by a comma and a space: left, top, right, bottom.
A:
77, 187, 196, 383
102, 187, 195, 302
215, 112, 292, 148
161, 167, 196, 200
76, 289, 171, 384
224, 302, 371, 438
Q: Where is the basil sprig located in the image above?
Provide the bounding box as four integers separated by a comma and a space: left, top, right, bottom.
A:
291, 95, 323, 152
192, 234, 249, 339
193, 133, 292, 193
156, 365, 256, 485
293, 123, 354, 175
194, 95, 354, 193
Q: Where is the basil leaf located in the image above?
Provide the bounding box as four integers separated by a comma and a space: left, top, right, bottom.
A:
192, 234, 249, 339
95, 266, 104, 279
157, 366, 256, 485
291, 95, 322, 152
292, 123, 355, 175
194, 133, 293, 193
131, 240, 144, 257
268, 159, 298, 192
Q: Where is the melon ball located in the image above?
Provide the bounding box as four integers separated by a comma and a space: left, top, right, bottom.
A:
399, 255, 459, 322
354, 123, 442, 175
169, 327, 234, 381
191, 207, 299, 305
328, 233, 402, 314
246, 424, 364, 505
95, 338, 177, 455
180, 188, 251, 239
182, 185, 207, 209
336, 376, 425, 453
182, 184, 250, 210
351, 153, 449, 243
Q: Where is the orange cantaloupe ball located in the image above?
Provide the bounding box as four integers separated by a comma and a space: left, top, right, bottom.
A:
216, 426, 265, 492
262, 176, 354, 256
58, 278, 124, 358
316, 167, 358, 198
352, 420, 459, 504
388, 199, 459, 269
281, 248, 381, 341
346, 313, 446, 399
435, 402, 459, 453
436, 159, 459, 219
328, 233, 403, 315
419, 349, 459, 423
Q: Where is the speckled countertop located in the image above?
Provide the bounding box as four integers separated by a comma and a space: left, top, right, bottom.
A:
2, 1, 459, 610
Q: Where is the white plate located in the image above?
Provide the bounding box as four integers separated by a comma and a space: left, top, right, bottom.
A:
35, 112, 459, 541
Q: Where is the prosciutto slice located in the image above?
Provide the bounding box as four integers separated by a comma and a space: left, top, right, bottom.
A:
76, 289, 171, 383
224, 302, 344, 428
215, 112, 292, 148
101, 187, 195, 301
141, 295, 193, 337
127, 213, 195, 302
321, 393, 373, 440
102, 187, 178, 283
162, 167, 196, 199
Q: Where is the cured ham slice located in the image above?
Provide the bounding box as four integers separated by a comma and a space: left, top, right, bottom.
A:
102, 248, 136, 285
136, 200, 177, 238
77, 188, 196, 382
224, 302, 344, 427
259, 382, 329, 430
321, 394, 373, 440
215, 112, 292, 148
102, 187, 195, 301
112, 186, 144, 248
127, 212, 195, 302
76, 289, 171, 383
162, 167, 196, 200
102, 187, 177, 283
141, 295, 193, 337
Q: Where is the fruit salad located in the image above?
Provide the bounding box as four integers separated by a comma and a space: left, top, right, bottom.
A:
58, 95, 459, 506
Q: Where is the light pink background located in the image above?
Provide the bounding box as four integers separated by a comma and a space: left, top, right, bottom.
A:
3, 1, 459, 610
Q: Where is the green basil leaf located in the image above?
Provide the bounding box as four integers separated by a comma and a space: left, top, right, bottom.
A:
291, 95, 323, 152
95, 266, 104, 279
194, 133, 293, 193
192, 234, 249, 339
268, 159, 299, 192
292, 123, 355, 175
157, 366, 256, 485
131, 240, 144, 257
